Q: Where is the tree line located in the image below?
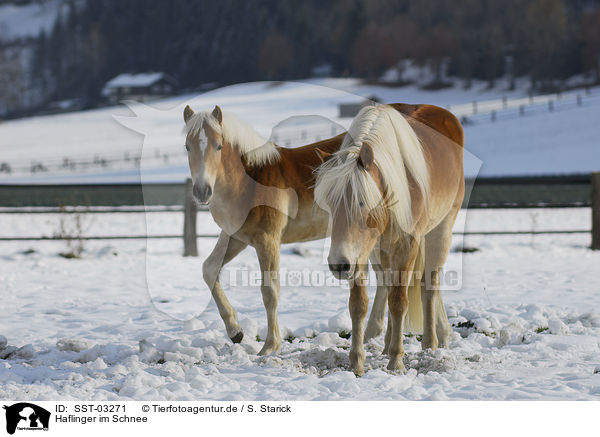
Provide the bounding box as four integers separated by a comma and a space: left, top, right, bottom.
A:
6, 0, 600, 114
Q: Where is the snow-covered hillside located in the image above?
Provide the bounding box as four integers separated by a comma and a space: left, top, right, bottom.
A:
1, 78, 598, 183
0, 0, 63, 40
0, 208, 599, 400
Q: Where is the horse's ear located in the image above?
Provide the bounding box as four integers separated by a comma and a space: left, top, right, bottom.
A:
358, 142, 374, 171
183, 105, 194, 123
212, 105, 223, 125
315, 148, 332, 164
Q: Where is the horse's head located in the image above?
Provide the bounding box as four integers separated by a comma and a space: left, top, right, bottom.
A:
316, 142, 390, 280
183, 105, 225, 204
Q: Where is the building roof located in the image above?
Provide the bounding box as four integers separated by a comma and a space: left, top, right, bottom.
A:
105, 72, 167, 89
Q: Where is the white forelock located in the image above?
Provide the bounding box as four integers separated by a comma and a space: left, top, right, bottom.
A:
185, 110, 280, 166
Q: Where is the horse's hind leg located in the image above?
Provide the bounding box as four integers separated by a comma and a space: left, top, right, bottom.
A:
422, 216, 454, 350
255, 235, 282, 356
364, 252, 389, 342
383, 310, 392, 354
203, 232, 248, 343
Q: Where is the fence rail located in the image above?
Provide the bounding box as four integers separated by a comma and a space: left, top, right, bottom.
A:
1, 173, 598, 248
0, 174, 594, 208
0, 229, 591, 242
0, 206, 187, 214
0, 234, 216, 241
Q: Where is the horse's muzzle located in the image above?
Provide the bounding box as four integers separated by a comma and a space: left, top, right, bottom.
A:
328, 258, 353, 280
193, 183, 213, 204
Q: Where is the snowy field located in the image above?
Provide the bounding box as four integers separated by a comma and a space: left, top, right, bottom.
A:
1, 208, 599, 400
1, 75, 599, 401
1, 79, 599, 184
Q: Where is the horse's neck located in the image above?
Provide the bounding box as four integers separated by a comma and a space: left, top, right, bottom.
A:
213, 146, 250, 203
211, 146, 291, 235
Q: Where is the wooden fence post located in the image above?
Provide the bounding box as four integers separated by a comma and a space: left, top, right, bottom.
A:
592, 172, 600, 250
183, 178, 198, 256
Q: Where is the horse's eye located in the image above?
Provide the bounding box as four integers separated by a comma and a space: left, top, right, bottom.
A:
216, 144, 222, 151
359, 201, 365, 207
184, 144, 190, 152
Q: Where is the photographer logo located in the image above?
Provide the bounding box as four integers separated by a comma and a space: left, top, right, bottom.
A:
3, 403, 50, 434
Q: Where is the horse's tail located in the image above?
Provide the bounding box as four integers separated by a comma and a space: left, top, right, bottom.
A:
404, 239, 424, 334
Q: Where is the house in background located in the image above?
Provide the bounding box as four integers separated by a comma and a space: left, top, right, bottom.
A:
103, 72, 178, 104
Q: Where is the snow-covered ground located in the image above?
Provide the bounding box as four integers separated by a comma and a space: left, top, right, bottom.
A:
1, 79, 598, 183
0, 0, 64, 40
1, 208, 599, 400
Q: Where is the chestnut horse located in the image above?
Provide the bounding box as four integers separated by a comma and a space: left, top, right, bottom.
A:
315, 103, 464, 375
183, 105, 350, 355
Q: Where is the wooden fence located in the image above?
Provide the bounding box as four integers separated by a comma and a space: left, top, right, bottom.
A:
1, 173, 599, 250
0, 174, 594, 208
180, 174, 600, 253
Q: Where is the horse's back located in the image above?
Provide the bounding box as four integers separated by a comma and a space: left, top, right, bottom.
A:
388, 103, 464, 149
281, 132, 346, 156
389, 102, 464, 184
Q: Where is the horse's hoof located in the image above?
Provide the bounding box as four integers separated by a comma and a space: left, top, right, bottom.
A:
421, 335, 438, 351
257, 342, 281, 356
230, 331, 244, 344
363, 325, 383, 343
387, 357, 406, 373
352, 365, 365, 377
421, 342, 438, 351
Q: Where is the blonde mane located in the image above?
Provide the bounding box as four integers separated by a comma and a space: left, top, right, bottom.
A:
185, 110, 280, 167
314, 104, 429, 233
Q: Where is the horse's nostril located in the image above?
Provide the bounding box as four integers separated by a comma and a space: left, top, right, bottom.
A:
193, 184, 201, 199
329, 260, 351, 273
193, 184, 212, 202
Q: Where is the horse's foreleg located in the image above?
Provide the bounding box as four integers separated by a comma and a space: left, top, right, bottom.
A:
387, 243, 419, 372
387, 282, 408, 372
255, 237, 282, 356
364, 256, 387, 342
203, 232, 248, 343
349, 268, 369, 376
